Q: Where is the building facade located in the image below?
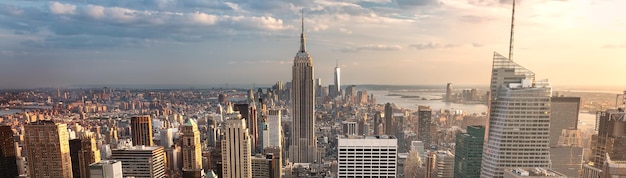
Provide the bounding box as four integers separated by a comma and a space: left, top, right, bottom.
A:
181, 119, 203, 177
289, 15, 317, 164
111, 146, 166, 178
418, 105, 432, 147
70, 132, 101, 178
588, 109, 626, 177
481, 53, 552, 177
0, 125, 19, 178
549, 97, 580, 147
337, 135, 397, 177
384, 103, 394, 135
266, 109, 282, 148
24, 120, 73, 178
131, 115, 154, 146
222, 116, 252, 178
430, 151, 455, 178
89, 160, 123, 178
454, 125, 485, 178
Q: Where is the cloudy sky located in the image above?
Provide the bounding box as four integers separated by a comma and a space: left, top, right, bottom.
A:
1, 0, 625, 88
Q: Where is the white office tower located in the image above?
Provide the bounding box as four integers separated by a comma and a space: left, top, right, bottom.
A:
334, 59, 341, 95
480, 53, 552, 177
266, 109, 282, 148
160, 128, 174, 148
222, 116, 252, 178
111, 146, 166, 178
89, 160, 123, 178
337, 135, 397, 177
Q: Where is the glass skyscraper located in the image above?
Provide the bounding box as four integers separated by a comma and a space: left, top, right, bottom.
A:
480, 52, 552, 177
454, 125, 485, 178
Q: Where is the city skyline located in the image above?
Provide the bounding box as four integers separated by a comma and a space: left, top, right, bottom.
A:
1, 0, 625, 88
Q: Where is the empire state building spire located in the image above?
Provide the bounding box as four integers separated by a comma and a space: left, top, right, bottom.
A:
290, 10, 317, 164
299, 10, 306, 53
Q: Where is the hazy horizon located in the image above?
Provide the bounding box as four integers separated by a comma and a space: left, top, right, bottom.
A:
1, 0, 625, 88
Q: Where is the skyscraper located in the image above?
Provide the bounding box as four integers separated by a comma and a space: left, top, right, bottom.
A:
70, 132, 101, 178
445, 83, 453, 102
111, 146, 166, 178
418, 105, 432, 147
289, 13, 317, 164
549, 97, 580, 147
480, 53, 552, 178
266, 109, 282, 148
234, 103, 258, 153
24, 120, 73, 177
0, 125, 19, 178
222, 116, 252, 178
131, 115, 154, 146
181, 119, 203, 178
588, 108, 626, 177
428, 151, 455, 178
454, 125, 485, 178
374, 111, 383, 135
334, 59, 341, 95
384, 103, 394, 135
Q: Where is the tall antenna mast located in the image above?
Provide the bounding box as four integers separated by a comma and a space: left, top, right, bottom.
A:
508, 0, 516, 60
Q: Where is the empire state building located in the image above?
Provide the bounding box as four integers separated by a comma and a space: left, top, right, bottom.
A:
288, 14, 318, 164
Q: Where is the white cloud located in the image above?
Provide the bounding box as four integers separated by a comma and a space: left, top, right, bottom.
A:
339, 28, 352, 34
188, 12, 219, 25
250, 16, 290, 30
49, 1, 76, 15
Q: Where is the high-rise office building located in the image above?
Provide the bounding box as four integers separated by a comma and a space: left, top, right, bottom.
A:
374, 111, 383, 135
262, 147, 282, 178
445, 83, 453, 102
131, 115, 154, 146
234, 103, 259, 153
251, 153, 281, 178
266, 109, 282, 148
111, 145, 166, 178
337, 135, 397, 177
70, 132, 101, 178
289, 14, 317, 164
480, 53, 552, 178
454, 125, 485, 178
588, 108, 626, 177
24, 120, 73, 178
222, 116, 252, 178
418, 105, 432, 147
0, 125, 19, 178
428, 151, 455, 178
182, 119, 203, 178
334, 59, 341, 96
89, 160, 123, 178
341, 121, 358, 136
358, 116, 369, 136
315, 78, 323, 97
384, 103, 394, 135
160, 128, 174, 148
550, 97, 580, 147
